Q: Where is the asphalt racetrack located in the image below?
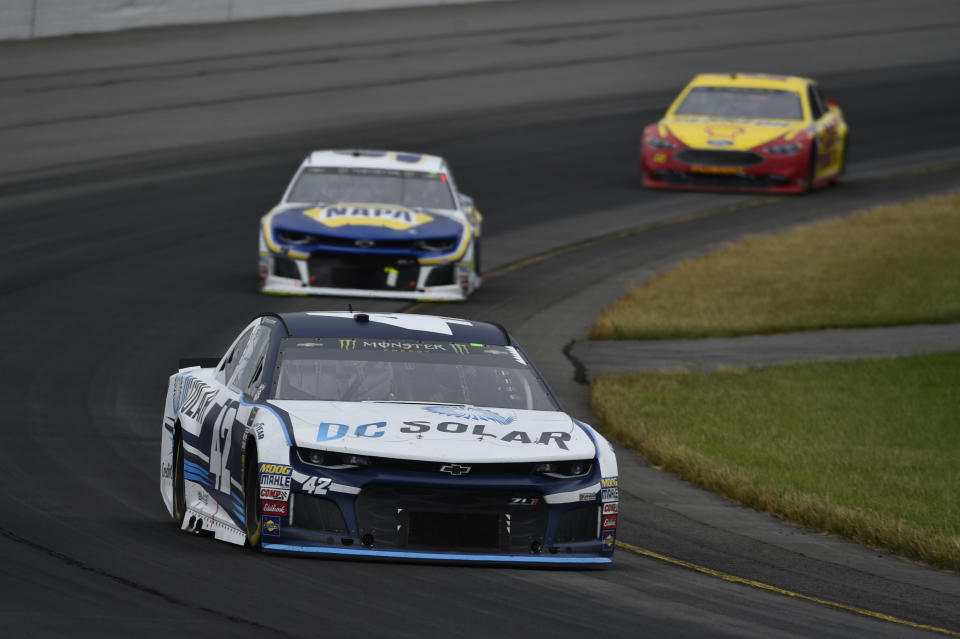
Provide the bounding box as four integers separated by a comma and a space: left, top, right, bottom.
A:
1, 1, 959, 637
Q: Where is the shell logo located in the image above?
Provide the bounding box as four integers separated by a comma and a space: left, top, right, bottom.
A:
704, 124, 746, 138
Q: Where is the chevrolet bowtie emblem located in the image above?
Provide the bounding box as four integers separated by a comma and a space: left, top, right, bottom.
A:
440, 463, 471, 476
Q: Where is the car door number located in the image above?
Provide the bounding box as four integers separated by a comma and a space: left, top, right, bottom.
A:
302, 476, 332, 495
209, 403, 237, 494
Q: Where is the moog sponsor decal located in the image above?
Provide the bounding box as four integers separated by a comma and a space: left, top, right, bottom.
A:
260, 463, 292, 489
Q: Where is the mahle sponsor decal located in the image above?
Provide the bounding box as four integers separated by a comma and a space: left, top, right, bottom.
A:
601, 487, 619, 502
302, 205, 434, 230
260, 473, 292, 489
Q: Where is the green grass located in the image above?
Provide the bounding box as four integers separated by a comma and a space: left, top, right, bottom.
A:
591, 193, 960, 340
592, 354, 960, 571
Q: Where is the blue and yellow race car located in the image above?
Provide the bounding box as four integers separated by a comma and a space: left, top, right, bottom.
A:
259, 150, 482, 300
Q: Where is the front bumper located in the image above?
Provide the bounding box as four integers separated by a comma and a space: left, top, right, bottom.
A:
260, 466, 618, 565
640, 146, 811, 193
261, 543, 612, 565
259, 251, 478, 301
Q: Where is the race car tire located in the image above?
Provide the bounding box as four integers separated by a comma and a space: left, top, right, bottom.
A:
172, 427, 186, 526
838, 133, 849, 177
474, 238, 482, 276
243, 439, 263, 549
805, 142, 818, 193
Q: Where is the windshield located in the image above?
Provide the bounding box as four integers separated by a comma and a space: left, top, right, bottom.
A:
271, 338, 558, 411
675, 87, 804, 120
286, 167, 457, 209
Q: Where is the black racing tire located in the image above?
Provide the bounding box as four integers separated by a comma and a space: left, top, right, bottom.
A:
805, 142, 818, 193
838, 133, 849, 177
243, 439, 262, 549
474, 237, 482, 276
172, 428, 186, 526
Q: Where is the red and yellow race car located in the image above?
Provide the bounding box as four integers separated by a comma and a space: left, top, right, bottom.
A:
640, 73, 848, 193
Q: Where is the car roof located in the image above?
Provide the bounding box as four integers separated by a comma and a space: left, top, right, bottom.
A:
272, 311, 511, 345
687, 73, 813, 91
303, 149, 448, 173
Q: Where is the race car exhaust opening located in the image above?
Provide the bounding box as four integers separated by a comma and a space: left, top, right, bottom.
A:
361, 534, 375, 548
530, 540, 543, 554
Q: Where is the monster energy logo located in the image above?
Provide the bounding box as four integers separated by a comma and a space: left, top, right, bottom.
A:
450, 343, 470, 355
339, 339, 357, 350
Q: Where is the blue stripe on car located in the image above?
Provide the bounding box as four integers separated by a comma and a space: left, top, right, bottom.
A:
261, 543, 612, 564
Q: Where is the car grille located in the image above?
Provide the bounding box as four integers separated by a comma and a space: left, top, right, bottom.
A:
652, 170, 787, 189
291, 494, 348, 534
273, 256, 301, 279
554, 505, 599, 543
307, 254, 419, 290
356, 456, 551, 476
355, 485, 547, 552
424, 263, 455, 286
675, 149, 765, 166
275, 229, 458, 252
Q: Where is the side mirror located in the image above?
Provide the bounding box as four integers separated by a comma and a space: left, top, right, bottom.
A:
458, 193, 475, 209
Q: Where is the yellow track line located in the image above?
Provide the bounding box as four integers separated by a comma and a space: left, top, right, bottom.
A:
616, 541, 960, 636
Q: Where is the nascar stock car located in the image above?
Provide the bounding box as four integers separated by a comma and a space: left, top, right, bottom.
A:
259, 150, 482, 301
159, 311, 619, 564
640, 73, 848, 193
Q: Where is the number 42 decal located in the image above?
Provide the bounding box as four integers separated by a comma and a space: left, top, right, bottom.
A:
302, 476, 332, 495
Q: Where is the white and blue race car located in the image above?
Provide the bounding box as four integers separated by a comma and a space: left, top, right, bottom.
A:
259, 150, 482, 301
159, 312, 619, 564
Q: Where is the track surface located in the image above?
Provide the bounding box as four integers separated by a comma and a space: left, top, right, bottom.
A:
1, 1, 959, 637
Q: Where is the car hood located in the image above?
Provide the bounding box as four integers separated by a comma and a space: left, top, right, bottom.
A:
662, 116, 808, 150
269, 202, 465, 240
269, 401, 597, 462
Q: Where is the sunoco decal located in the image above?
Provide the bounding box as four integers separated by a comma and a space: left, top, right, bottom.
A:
263, 516, 280, 536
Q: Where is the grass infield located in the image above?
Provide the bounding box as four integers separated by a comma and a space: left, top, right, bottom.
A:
591, 193, 960, 340
592, 354, 960, 571
590, 193, 960, 570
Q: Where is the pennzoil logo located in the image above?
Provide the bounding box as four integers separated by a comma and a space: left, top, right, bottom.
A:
259, 464, 291, 475
302, 205, 434, 230
340, 339, 357, 350
601, 477, 618, 488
